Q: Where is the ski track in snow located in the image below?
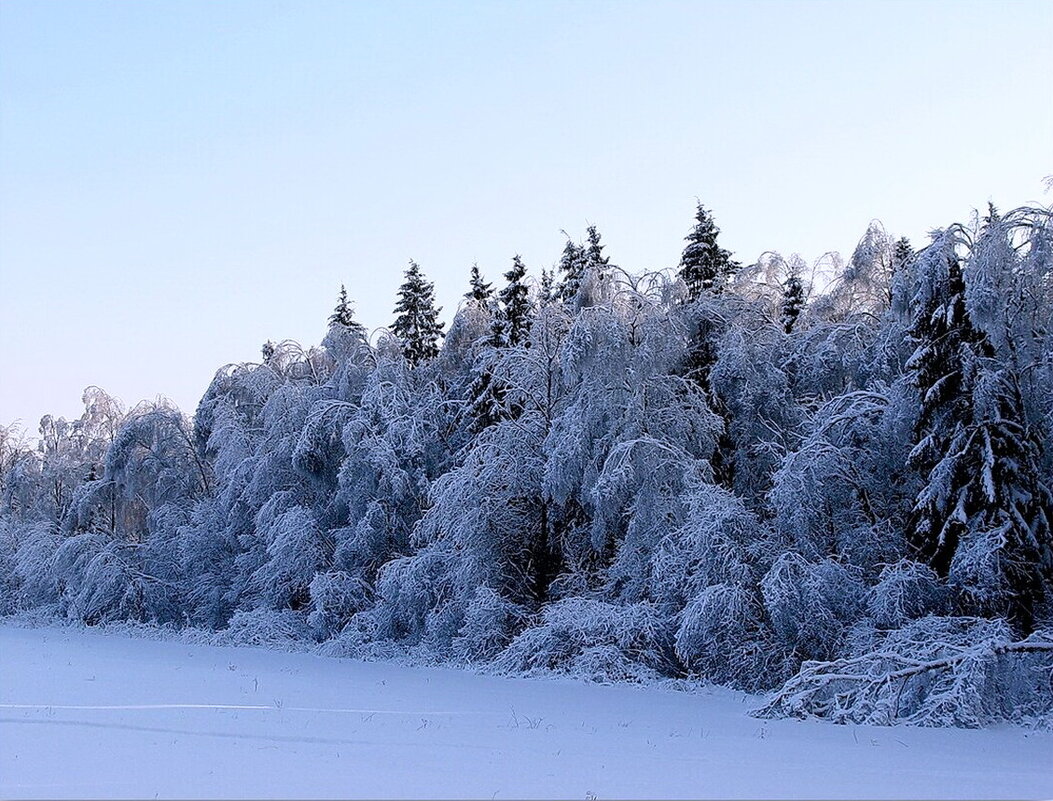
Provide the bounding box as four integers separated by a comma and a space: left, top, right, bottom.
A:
1, 624, 1051, 800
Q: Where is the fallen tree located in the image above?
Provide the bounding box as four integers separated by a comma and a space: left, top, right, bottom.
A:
754, 617, 1053, 728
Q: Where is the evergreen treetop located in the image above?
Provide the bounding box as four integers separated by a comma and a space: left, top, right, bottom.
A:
557, 237, 587, 302
466, 264, 493, 304
497, 255, 532, 347
329, 284, 367, 338
679, 202, 740, 300
780, 273, 806, 334
392, 260, 445, 366
584, 225, 610, 272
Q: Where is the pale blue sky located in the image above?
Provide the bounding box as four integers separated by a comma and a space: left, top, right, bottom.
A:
1, 0, 1050, 428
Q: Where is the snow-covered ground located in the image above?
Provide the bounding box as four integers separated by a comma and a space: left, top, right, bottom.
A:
1, 625, 1050, 800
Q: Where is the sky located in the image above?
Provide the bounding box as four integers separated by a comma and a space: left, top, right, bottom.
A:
1, 0, 1051, 430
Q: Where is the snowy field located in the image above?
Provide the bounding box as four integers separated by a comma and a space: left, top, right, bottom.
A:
1, 625, 1050, 800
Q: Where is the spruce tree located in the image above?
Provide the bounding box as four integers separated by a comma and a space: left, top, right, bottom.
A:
679, 202, 740, 300
584, 224, 610, 278
497, 255, 532, 347
892, 237, 914, 273
780, 273, 806, 334
392, 260, 445, 366
907, 233, 990, 570
538, 269, 555, 305
556, 237, 587, 302
465, 263, 493, 304
328, 284, 367, 339
465, 257, 531, 432
889, 236, 915, 307
907, 230, 1052, 631
677, 203, 739, 489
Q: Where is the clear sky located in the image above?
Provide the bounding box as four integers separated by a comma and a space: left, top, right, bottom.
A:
1, 0, 1050, 430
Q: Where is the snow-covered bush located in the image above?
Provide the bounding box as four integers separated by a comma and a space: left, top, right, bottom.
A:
650, 483, 759, 605
222, 607, 311, 647
12, 523, 62, 610
493, 598, 671, 682
674, 583, 780, 690
451, 586, 529, 665
0, 521, 22, 614
64, 540, 146, 624
867, 560, 949, 628
251, 505, 326, 610
367, 546, 456, 643
761, 552, 866, 662
307, 570, 372, 639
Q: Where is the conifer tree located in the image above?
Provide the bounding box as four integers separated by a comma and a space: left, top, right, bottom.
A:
892, 237, 914, 273
465, 258, 531, 432
888, 236, 915, 307
497, 255, 532, 347
328, 284, 367, 339
780, 273, 806, 334
392, 260, 445, 366
679, 202, 740, 300
465, 263, 493, 304
584, 224, 610, 278
907, 229, 1052, 631
538, 269, 555, 305
556, 237, 587, 302
907, 233, 990, 566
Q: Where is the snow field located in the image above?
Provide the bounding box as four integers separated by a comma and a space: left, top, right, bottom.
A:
1, 625, 1051, 799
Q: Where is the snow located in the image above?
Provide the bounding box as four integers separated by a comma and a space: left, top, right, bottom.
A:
2, 625, 1050, 800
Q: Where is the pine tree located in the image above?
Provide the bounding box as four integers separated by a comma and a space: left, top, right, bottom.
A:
780, 273, 806, 334
497, 255, 532, 347
556, 237, 587, 302
465, 264, 493, 304
679, 202, 740, 300
392, 260, 445, 366
328, 284, 367, 339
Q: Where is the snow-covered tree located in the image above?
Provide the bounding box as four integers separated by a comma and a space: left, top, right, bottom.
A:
557, 237, 587, 303
329, 285, 362, 333
780, 271, 806, 333
4, 198, 1051, 729
392, 260, 445, 366
907, 225, 1053, 631
465, 263, 493, 304
678, 202, 740, 300
495, 255, 532, 347
584, 225, 610, 275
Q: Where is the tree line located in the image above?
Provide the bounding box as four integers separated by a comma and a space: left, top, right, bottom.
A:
2, 200, 1051, 727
